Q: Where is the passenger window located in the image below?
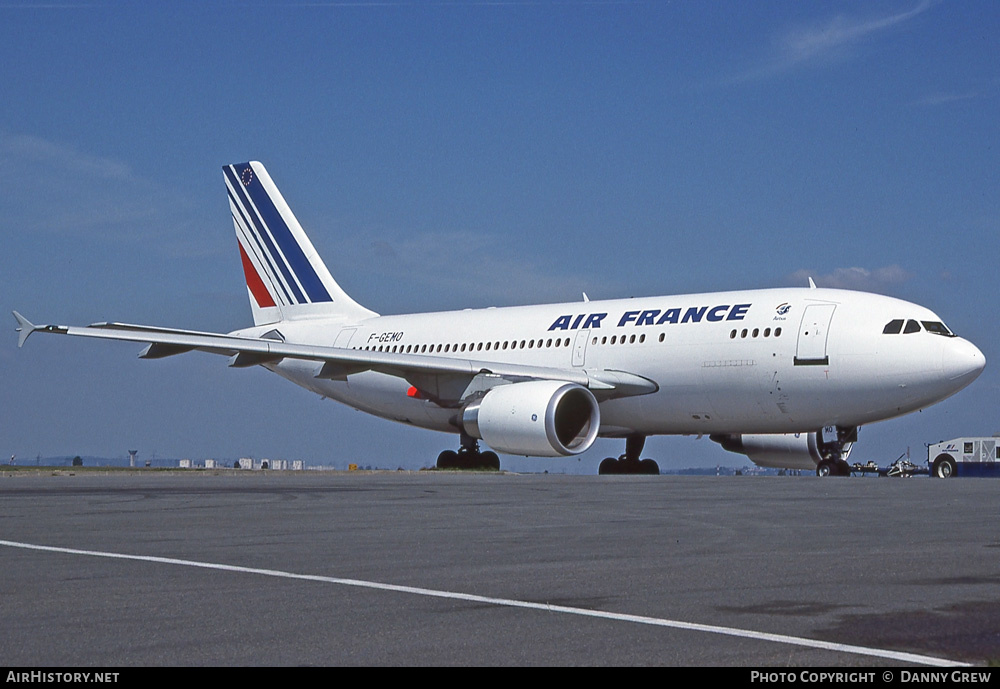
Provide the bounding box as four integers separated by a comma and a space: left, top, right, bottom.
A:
883, 319, 903, 334
904, 320, 921, 334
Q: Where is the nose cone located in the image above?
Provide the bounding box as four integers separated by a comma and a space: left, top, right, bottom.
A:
942, 337, 986, 388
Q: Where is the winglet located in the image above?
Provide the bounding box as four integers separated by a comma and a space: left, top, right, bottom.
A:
13, 311, 37, 348
808, 277, 817, 289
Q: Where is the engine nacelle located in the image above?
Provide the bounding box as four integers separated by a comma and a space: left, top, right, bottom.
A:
711, 428, 856, 471
461, 380, 600, 457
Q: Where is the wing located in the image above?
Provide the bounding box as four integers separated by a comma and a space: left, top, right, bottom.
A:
13, 312, 657, 405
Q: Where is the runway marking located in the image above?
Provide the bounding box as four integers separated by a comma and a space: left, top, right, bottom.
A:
1, 538, 967, 667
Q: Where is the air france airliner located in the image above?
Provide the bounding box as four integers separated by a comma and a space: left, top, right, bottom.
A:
13, 162, 986, 475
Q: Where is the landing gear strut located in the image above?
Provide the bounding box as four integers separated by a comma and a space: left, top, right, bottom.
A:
598, 435, 660, 475
436, 432, 501, 471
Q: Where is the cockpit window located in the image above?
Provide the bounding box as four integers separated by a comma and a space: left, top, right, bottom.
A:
884, 318, 954, 336
921, 321, 955, 337
882, 319, 903, 334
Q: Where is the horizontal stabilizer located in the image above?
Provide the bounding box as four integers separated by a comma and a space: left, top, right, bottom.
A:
13, 312, 68, 348
13, 311, 36, 348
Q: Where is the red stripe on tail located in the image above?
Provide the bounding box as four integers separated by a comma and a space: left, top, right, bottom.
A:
239, 243, 276, 308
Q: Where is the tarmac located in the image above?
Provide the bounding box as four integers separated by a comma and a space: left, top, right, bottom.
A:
1, 470, 998, 666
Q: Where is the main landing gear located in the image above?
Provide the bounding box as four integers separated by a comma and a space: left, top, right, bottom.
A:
436, 433, 501, 471
598, 435, 660, 475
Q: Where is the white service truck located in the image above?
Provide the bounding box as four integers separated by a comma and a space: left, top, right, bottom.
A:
927, 437, 1000, 478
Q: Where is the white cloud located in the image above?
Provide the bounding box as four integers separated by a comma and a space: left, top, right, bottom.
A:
2, 133, 133, 181
0, 132, 195, 245
909, 90, 980, 107
783, 1, 931, 64
787, 265, 913, 291
328, 230, 620, 312
735, 1, 935, 81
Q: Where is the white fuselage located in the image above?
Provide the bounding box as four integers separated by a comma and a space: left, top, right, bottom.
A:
234, 286, 985, 439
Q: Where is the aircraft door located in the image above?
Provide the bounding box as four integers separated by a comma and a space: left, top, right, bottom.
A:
334, 328, 356, 348
573, 330, 589, 367
795, 304, 835, 365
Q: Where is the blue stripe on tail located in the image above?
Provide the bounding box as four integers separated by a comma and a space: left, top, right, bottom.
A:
226, 164, 331, 304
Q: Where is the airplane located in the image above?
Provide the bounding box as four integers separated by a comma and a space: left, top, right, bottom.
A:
13, 161, 986, 476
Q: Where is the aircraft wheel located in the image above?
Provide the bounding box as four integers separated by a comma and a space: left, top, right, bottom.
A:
816, 460, 835, 477
598, 457, 619, 475
437, 450, 459, 469
640, 458, 660, 475
481, 451, 500, 471
933, 456, 956, 479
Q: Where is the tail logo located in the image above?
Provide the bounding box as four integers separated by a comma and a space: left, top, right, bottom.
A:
225, 162, 333, 309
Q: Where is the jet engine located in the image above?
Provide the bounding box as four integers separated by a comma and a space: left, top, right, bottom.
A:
711, 427, 857, 474
460, 380, 600, 457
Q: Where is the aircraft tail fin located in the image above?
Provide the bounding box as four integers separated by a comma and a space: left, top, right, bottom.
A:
223, 162, 377, 326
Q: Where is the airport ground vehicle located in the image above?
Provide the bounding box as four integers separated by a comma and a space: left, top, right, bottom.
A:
927, 437, 1000, 478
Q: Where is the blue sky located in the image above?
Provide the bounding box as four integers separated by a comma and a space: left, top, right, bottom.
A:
3, 0, 997, 471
